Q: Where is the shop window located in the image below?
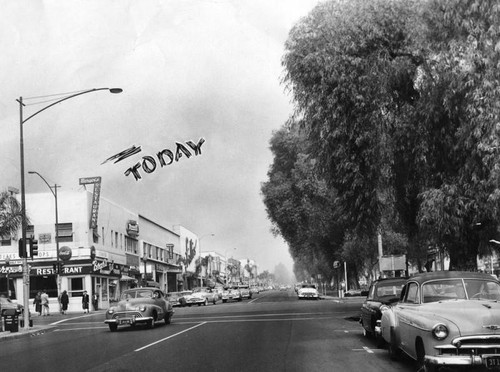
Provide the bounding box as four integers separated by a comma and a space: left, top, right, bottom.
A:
69, 277, 84, 297
0, 234, 11, 246
57, 223, 73, 243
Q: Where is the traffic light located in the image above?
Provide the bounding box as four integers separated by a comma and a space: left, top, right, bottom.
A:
53, 263, 59, 274
30, 239, 38, 258
59, 261, 64, 274
18, 238, 26, 258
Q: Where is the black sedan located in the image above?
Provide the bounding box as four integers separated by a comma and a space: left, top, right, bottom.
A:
359, 277, 406, 345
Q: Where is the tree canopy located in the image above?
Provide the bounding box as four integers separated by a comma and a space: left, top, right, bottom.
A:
262, 0, 500, 282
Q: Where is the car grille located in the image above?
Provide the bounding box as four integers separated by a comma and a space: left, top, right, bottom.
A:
110, 311, 142, 319
436, 336, 500, 356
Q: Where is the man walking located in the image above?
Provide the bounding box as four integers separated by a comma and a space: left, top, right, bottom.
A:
41, 289, 50, 316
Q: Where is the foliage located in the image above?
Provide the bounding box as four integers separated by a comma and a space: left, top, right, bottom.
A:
264, 0, 500, 278
0, 191, 25, 238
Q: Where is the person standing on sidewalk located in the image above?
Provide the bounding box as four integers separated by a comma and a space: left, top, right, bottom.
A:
60, 290, 69, 314
41, 289, 50, 316
82, 290, 90, 313
33, 291, 42, 316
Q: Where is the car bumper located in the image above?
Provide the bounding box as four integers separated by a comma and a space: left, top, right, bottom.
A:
105, 316, 153, 326
425, 354, 489, 366
298, 294, 319, 299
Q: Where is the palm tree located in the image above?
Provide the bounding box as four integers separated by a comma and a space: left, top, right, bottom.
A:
0, 191, 25, 238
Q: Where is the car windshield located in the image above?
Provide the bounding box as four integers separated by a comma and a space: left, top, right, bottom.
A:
120, 290, 155, 300
422, 279, 500, 303
301, 284, 316, 289
376, 283, 404, 298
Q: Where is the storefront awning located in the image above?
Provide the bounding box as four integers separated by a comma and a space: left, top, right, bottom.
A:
120, 274, 137, 282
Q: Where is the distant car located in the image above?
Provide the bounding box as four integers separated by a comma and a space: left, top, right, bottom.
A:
344, 289, 363, 297
184, 287, 218, 306
297, 284, 319, 300
380, 271, 500, 371
250, 286, 260, 295
279, 285, 287, 291
238, 285, 252, 299
0, 295, 24, 314
166, 291, 191, 307
221, 287, 242, 303
104, 288, 174, 331
359, 277, 406, 344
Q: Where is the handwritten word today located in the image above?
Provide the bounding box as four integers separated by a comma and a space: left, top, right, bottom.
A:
103, 138, 205, 181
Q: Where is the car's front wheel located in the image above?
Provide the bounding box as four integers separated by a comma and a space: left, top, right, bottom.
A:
388, 327, 401, 361
109, 324, 118, 332
204, 298, 208, 306
147, 314, 156, 329
416, 339, 437, 372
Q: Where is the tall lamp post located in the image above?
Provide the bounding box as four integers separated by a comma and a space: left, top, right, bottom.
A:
28, 171, 60, 297
18, 87, 122, 330
199, 233, 214, 287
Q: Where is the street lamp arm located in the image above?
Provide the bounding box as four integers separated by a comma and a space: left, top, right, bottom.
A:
28, 171, 55, 197
19, 88, 122, 124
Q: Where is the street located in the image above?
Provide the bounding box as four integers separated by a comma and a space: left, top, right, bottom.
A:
0, 290, 414, 372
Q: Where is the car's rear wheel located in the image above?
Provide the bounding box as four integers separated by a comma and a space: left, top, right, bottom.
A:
388, 327, 401, 361
109, 324, 118, 332
213, 298, 216, 305
165, 313, 172, 325
222, 299, 227, 303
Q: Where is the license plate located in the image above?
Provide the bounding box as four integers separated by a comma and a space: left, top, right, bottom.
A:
485, 356, 500, 369
119, 319, 131, 325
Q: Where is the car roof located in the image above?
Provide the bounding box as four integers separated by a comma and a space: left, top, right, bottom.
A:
407, 271, 499, 284
372, 277, 408, 285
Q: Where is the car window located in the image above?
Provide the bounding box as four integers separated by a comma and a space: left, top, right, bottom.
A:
465, 279, 500, 300
376, 283, 403, 298
404, 282, 419, 303
422, 279, 465, 302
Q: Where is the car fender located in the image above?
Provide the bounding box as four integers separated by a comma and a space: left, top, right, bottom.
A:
380, 305, 397, 344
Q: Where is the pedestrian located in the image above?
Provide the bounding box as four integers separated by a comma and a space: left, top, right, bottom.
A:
33, 291, 42, 316
92, 293, 98, 311
60, 290, 69, 314
82, 290, 90, 313
41, 289, 50, 316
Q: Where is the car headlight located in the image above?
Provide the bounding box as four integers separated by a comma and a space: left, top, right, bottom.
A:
138, 306, 146, 312
432, 323, 449, 340
107, 309, 115, 314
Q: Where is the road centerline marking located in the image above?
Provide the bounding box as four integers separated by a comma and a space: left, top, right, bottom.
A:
135, 322, 206, 352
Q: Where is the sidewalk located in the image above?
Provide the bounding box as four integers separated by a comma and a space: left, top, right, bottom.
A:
0, 310, 105, 342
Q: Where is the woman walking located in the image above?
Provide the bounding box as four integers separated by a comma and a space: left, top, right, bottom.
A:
60, 290, 69, 314
33, 291, 42, 316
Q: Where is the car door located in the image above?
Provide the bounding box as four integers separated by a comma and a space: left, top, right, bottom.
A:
361, 282, 377, 332
395, 281, 419, 355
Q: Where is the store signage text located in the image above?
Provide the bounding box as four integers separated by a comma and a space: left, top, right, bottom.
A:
102, 138, 205, 181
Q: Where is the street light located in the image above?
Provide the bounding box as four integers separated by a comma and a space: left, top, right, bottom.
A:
18, 87, 122, 330
199, 233, 214, 287
28, 171, 60, 296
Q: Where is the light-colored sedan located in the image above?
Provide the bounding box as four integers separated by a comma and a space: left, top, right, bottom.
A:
380, 271, 500, 371
184, 287, 218, 306
221, 288, 242, 303
297, 284, 319, 300
104, 287, 174, 331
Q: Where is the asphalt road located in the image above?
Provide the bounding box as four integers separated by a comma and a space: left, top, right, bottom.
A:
0, 290, 416, 372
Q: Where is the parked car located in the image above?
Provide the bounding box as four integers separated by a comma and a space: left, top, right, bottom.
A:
297, 284, 319, 300
238, 285, 252, 299
344, 289, 363, 297
0, 295, 24, 314
166, 291, 191, 307
359, 277, 406, 344
104, 287, 174, 331
184, 287, 218, 306
380, 271, 500, 371
221, 287, 242, 303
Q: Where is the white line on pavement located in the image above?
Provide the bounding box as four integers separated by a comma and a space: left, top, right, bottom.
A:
134, 322, 207, 352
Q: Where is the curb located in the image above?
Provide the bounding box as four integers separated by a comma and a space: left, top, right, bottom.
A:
0, 325, 56, 342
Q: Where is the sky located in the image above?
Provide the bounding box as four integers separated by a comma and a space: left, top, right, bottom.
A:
0, 0, 320, 274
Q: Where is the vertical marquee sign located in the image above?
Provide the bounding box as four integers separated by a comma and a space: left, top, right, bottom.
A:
79, 176, 102, 230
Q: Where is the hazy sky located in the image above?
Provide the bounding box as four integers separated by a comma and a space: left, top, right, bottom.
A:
0, 0, 320, 273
